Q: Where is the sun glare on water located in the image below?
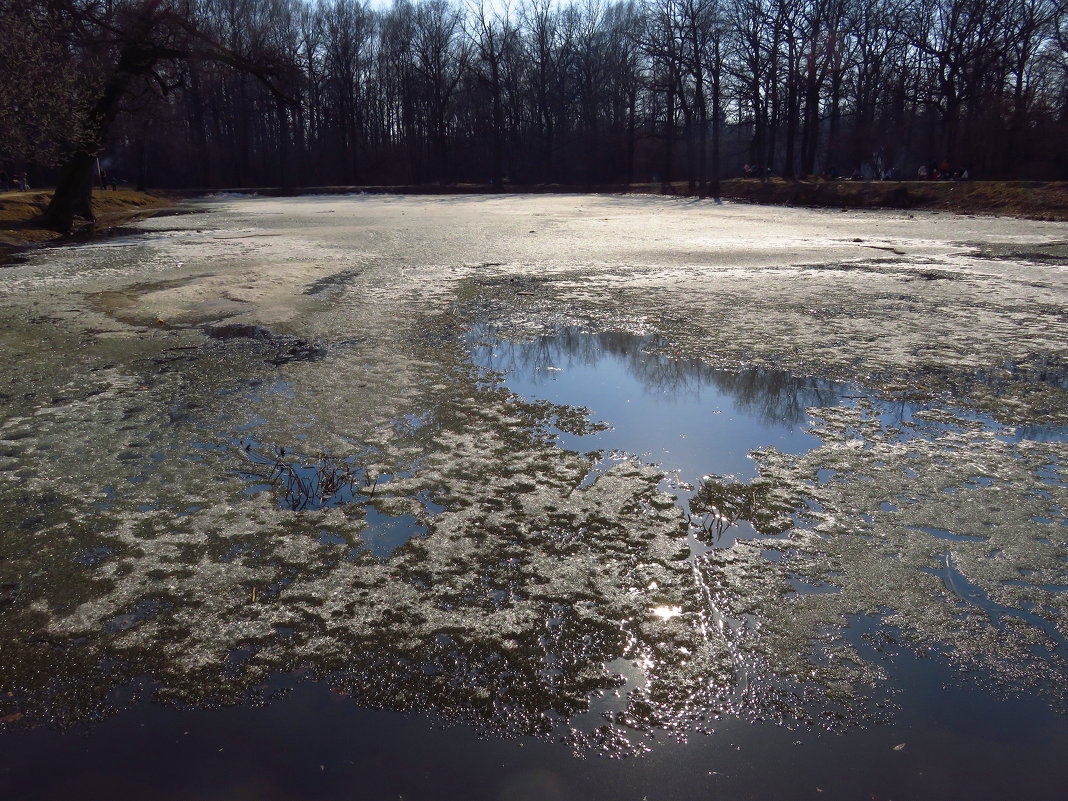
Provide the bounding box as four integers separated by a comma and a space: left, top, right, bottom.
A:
652, 605, 683, 621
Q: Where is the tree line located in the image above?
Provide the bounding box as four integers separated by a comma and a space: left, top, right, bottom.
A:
4, 0, 1067, 213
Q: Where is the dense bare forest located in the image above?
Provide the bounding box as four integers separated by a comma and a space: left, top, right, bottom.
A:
4, 0, 1068, 203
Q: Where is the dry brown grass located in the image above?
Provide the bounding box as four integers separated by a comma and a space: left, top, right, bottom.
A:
0, 188, 175, 258
715, 178, 1068, 220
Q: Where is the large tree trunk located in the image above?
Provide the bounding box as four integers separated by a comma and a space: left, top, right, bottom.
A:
43, 38, 146, 231
44, 152, 97, 231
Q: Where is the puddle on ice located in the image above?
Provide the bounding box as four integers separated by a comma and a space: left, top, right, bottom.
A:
469, 324, 844, 486
229, 434, 440, 559
354, 509, 427, 560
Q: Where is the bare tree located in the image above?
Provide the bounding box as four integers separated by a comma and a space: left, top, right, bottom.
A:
0, 0, 96, 169
409, 0, 470, 181
37, 0, 296, 230
9, 0, 1065, 204
469, 0, 519, 185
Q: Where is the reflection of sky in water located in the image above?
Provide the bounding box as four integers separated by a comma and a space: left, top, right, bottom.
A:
470, 325, 846, 482
470, 326, 1067, 489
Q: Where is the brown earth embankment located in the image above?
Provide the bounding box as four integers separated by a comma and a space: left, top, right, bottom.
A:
0, 189, 176, 262
714, 178, 1068, 220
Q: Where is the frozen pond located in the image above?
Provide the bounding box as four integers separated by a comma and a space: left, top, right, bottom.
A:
0, 194, 1066, 799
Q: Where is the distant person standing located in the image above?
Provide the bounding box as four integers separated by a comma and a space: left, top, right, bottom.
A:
917, 164, 928, 180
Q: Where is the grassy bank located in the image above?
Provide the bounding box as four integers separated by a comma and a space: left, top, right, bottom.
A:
715, 178, 1068, 220
0, 188, 175, 261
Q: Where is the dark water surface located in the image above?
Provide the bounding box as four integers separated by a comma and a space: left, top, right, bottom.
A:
2, 325, 1067, 801
4, 636, 1068, 801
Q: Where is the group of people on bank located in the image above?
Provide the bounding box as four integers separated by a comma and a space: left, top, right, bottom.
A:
740, 160, 971, 181
916, 160, 969, 180
0, 170, 29, 191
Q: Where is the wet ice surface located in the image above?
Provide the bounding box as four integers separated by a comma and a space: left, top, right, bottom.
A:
1, 194, 1067, 799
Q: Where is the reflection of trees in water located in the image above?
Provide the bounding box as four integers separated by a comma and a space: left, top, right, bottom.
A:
928, 357, 1068, 391
689, 477, 794, 538
473, 325, 843, 426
